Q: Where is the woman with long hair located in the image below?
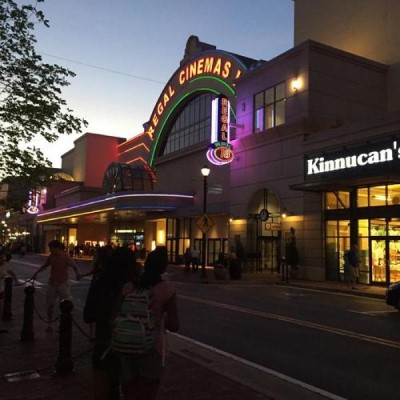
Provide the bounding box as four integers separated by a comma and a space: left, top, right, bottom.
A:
90, 246, 138, 400
118, 245, 180, 400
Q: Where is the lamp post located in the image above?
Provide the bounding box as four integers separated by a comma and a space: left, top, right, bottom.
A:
201, 165, 210, 279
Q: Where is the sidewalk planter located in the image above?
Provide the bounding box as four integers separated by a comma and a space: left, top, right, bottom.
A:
213, 264, 228, 280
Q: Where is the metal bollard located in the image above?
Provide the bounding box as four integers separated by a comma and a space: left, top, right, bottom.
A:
20, 285, 35, 342
55, 299, 74, 375
2, 277, 13, 321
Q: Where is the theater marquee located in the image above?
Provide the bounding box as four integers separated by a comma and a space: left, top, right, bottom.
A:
148, 51, 248, 166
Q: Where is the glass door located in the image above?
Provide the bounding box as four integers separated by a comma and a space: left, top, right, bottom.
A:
371, 239, 386, 283
258, 237, 279, 273
371, 238, 400, 283
389, 240, 400, 283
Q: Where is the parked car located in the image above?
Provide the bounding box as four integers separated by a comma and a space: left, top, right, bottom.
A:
386, 281, 400, 310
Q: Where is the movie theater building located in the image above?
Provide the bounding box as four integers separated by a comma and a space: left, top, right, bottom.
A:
36, 4, 400, 285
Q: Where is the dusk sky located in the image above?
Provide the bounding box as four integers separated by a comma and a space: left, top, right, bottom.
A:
31, 0, 294, 167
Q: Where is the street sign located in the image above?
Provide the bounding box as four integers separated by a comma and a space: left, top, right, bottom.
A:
196, 214, 215, 234
208, 184, 223, 195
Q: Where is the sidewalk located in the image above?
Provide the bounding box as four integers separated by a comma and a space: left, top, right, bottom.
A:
166, 264, 387, 299
0, 259, 387, 399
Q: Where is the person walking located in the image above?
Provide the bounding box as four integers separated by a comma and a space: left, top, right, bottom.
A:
83, 244, 114, 340
31, 239, 81, 332
0, 249, 18, 333
183, 247, 191, 272
90, 246, 138, 400
228, 246, 237, 280
345, 244, 360, 289
190, 245, 200, 273
116, 245, 179, 400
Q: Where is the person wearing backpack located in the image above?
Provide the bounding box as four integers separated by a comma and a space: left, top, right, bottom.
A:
91, 246, 138, 400
114, 245, 180, 400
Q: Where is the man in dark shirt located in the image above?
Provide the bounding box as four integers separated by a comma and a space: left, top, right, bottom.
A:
346, 244, 360, 289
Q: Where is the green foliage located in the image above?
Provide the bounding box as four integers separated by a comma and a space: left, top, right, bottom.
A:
0, 0, 87, 184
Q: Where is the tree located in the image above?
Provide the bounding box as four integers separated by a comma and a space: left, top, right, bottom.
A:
0, 0, 87, 185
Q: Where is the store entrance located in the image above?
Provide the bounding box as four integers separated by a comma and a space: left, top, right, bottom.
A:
258, 237, 280, 273
371, 238, 400, 284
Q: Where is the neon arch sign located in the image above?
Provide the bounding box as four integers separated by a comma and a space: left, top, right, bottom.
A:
146, 50, 249, 166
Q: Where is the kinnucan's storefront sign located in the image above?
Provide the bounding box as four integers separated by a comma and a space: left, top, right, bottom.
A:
305, 138, 400, 181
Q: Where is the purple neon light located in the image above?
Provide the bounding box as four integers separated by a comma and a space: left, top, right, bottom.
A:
38, 192, 194, 217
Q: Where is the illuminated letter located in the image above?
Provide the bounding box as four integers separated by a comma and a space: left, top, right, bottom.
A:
334, 158, 345, 170
345, 156, 357, 168
163, 93, 170, 108
189, 62, 197, 79
213, 58, 222, 75
204, 57, 214, 73
357, 153, 368, 166
168, 85, 175, 97
379, 148, 393, 162
152, 114, 159, 127
179, 70, 185, 85
197, 58, 204, 74
222, 61, 231, 78
157, 102, 164, 115
324, 160, 335, 171
307, 158, 321, 175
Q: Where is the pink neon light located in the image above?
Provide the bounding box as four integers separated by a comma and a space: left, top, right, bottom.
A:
206, 148, 234, 165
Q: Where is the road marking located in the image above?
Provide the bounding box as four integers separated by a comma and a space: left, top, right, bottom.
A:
348, 309, 398, 315
179, 294, 400, 349
171, 332, 347, 400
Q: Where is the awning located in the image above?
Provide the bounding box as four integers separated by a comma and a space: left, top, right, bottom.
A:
37, 191, 194, 224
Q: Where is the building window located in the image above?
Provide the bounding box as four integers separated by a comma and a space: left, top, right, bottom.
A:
325, 191, 350, 209
254, 82, 286, 133
357, 184, 400, 207
162, 93, 213, 156
325, 220, 350, 281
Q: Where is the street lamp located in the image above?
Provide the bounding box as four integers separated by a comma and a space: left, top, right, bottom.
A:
201, 165, 210, 279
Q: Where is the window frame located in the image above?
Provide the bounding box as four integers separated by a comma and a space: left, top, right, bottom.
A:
253, 82, 286, 133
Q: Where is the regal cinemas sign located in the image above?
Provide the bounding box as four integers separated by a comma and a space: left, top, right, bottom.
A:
306, 139, 400, 178
146, 53, 243, 139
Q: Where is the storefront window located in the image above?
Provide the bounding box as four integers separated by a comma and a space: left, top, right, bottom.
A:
371, 218, 386, 235
326, 220, 350, 280
358, 185, 400, 207
388, 184, 400, 205
358, 219, 370, 284
325, 191, 350, 209
357, 187, 368, 207
370, 186, 387, 207
388, 218, 400, 236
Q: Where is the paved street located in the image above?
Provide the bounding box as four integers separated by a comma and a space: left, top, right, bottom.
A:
2, 254, 395, 400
